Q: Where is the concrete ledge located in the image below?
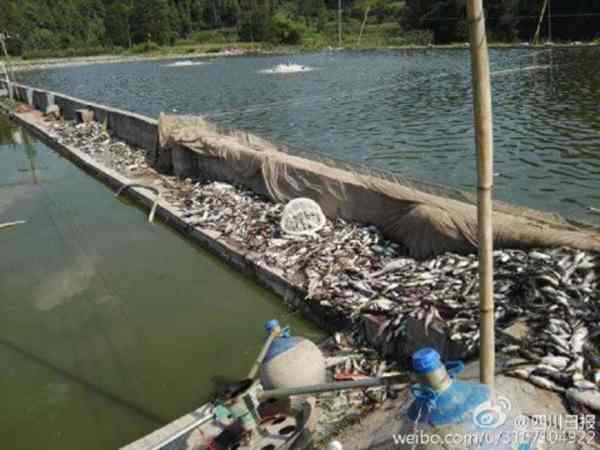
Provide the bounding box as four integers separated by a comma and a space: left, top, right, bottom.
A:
1, 80, 159, 163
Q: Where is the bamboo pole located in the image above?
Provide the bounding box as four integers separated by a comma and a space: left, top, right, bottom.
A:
247, 324, 281, 380
0, 33, 11, 86
357, 6, 370, 46
338, 0, 343, 48
548, 0, 552, 43
466, 0, 495, 389
532, 0, 549, 45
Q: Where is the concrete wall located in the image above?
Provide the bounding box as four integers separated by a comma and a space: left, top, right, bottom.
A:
1, 80, 159, 163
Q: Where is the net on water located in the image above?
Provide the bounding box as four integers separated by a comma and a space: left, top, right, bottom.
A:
158, 114, 600, 259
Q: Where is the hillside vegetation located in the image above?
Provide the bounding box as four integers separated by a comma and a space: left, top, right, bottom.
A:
1, 1, 599, 59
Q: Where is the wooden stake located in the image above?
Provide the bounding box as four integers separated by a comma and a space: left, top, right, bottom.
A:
466, 0, 495, 389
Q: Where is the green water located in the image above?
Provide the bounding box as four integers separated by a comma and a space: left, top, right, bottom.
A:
0, 115, 322, 449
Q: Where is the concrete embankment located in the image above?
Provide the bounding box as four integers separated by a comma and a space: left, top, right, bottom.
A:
2, 81, 600, 448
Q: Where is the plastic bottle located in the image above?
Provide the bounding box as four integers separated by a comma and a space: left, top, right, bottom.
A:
393, 348, 536, 450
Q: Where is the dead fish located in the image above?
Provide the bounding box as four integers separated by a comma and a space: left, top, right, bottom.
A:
528, 375, 566, 393
573, 379, 597, 390
566, 388, 600, 413
540, 355, 570, 370
571, 325, 589, 354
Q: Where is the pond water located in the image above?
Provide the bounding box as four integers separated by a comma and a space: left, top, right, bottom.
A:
20, 48, 600, 224
0, 115, 322, 450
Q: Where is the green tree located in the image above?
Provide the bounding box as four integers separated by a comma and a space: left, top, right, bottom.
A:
132, 0, 174, 45
105, 0, 134, 47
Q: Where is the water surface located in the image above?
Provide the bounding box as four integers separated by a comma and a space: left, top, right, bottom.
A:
21, 48, 600, 223
0, 115, 321, 450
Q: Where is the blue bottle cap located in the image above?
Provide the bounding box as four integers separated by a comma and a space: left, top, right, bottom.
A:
265, 319, 280, 333
412, 347, 442, 374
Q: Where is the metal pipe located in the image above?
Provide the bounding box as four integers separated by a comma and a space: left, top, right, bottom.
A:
257, 375, 407, 401
466, 0, 495, 389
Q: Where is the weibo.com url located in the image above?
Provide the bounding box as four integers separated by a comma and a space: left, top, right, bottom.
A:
392, 430, 524, 447
391, 429, 592, 447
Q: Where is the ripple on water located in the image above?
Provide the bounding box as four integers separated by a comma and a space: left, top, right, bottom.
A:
20, 48, 600, 224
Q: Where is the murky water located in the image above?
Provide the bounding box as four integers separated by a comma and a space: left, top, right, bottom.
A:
21, 48, 600, 224
0, 115, 322, 450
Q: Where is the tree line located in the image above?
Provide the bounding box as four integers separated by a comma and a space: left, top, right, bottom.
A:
404, 0, 600, 43
1, 0, 599, 56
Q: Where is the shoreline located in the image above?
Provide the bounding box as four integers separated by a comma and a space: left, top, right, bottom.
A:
6, 41, 600, 73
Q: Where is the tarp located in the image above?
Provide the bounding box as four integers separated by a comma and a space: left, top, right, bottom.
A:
158, 114, 600, 259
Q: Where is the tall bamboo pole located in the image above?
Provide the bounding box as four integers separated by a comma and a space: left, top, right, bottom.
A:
357, 6, 370, 46
466, 0, 495, 389
338, 0, 342, 48
0, 33, 11, 84
548, 0, 552, 43
532, 0, 549, 45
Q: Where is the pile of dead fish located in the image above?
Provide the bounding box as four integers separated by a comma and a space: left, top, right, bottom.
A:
51, 120, 150, 175
316, 334, 408, 439
161, 177, 600, 402
50, 118, 600, 411
355, 248, 600, 404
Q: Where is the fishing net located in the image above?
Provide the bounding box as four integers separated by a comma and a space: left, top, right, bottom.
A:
280, 198, 326, 235
157, 114, 600, 259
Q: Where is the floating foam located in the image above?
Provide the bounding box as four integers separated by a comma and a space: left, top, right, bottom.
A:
162, 60, 207, 68
260, 63, 315, 74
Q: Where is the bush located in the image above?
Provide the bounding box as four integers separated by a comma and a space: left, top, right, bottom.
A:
266, 13, 305, 45
385, 29, 434, 46
188, 28, 239, 44
129, 41, 161, 54
239, 12, 271, 42
239, 12, 304, 45
302, 29, 329, 49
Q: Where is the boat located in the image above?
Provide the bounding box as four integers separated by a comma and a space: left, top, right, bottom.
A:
123, 379, 317, 450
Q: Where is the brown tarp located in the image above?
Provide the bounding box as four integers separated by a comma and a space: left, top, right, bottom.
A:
158, 114, 600, 259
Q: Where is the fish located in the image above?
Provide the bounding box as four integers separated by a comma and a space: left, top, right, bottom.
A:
50, 115, 600, 413
566, 388, 600, 413
528, 375, 566, 393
